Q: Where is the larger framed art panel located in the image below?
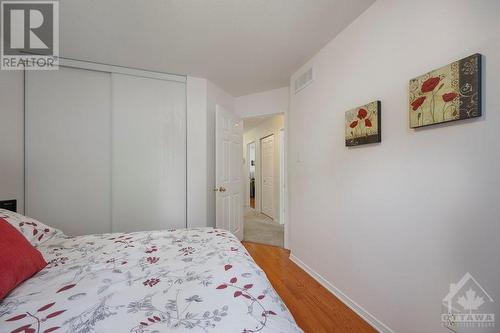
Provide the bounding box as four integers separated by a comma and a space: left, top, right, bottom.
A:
409, 53, 481, 128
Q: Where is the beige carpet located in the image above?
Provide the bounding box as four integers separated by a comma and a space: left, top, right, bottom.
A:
243, 208, 284, 247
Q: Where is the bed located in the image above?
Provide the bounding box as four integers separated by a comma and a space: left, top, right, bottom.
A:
0, 209, 303, 333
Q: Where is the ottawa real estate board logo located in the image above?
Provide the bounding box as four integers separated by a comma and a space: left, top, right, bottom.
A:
442, 272, 495, 329
1, 0, 59, 70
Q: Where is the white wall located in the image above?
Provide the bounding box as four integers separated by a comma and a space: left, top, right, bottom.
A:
0, 72, 24, 213
243, 115, 284, 222
187, 77, 209, 228
235, 86, 289, 118
288, 1, 500, 332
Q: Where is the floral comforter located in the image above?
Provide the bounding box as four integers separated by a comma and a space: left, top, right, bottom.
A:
1, 228, 302, 333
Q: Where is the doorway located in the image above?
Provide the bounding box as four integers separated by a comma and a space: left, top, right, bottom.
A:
242, 114, 284, 247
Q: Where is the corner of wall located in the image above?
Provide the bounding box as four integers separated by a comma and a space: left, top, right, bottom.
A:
186, 77, 209, 228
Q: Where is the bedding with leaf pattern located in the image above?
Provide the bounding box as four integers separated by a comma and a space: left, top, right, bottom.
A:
0, 225, 302, 333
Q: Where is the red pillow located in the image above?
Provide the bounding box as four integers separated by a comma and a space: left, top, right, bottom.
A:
0, 217, 47, 299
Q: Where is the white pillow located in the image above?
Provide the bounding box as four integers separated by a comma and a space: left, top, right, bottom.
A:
0, 209, 63, 247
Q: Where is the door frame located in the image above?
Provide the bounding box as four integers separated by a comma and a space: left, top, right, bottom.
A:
279, 128, 285, 225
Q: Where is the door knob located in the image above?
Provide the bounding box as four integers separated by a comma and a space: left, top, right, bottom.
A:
214, 186, 227, 192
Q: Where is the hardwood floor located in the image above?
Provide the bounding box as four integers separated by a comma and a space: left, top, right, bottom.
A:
242, 241, 377, 333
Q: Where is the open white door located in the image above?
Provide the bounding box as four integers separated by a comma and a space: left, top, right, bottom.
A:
261, 134, 275, 219
215, 105, 244, 240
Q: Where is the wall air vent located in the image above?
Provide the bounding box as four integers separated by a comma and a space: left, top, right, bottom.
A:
294, 66, 313, 94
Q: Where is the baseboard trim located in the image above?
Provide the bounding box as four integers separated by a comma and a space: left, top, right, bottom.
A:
289, 253, 393, 333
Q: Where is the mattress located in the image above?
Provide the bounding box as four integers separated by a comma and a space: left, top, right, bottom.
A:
1, 227, 303, 333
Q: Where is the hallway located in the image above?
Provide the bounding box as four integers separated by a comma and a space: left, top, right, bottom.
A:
243, 208, 284, 247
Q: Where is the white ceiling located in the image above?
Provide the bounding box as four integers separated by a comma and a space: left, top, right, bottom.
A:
60, 0, 374, 96
243, 116, 273, 132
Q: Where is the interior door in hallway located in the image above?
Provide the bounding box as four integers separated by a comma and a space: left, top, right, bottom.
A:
215, 105, 244, 240
261, 134, 274, 219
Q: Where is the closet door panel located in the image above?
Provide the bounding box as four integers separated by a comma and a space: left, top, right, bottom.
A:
112, 74, 186, 232
25, 68, 112, 235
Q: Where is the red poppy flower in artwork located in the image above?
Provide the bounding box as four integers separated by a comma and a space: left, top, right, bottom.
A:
365, 119, 372, 127
349, 120, 358, 128
357, 108, 368, 119
421, 77, 440, 93
442, 92, 458, 102
411, 96, 426, 111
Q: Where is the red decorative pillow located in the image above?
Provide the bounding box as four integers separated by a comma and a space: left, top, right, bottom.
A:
0, 217, 47, 300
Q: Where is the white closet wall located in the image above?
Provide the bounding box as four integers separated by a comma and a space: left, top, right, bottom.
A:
111, 74, 186, 232
25, 67, 113, 235
25, 65, 187, 235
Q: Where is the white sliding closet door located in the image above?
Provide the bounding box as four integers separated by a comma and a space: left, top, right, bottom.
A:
111, 74, 186, 232
25, 67, 112, 235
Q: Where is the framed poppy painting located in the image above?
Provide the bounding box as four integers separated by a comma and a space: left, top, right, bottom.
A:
409, 53, 482, 128
345, 100, 381, 147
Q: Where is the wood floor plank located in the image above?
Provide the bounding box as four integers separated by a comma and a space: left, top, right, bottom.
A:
243, 241, 377, 333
